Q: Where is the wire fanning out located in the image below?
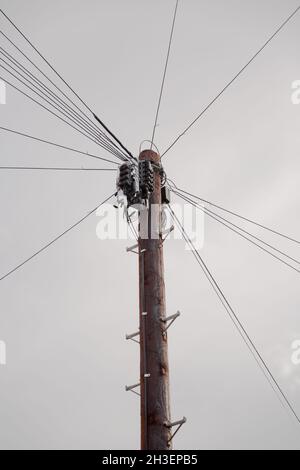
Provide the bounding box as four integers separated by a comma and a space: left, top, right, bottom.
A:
150, 0, 179, 151
0, 29, 128, 161
161, 5, 300, 158
0, 193, 115, 282
0, 126, 120, 166
0, 9, 135, 163
167, 204, 300, 425
168, 181, 300, 245
0, 61, 127, 162
0, 2, 299, 437
171, 188, 300, 274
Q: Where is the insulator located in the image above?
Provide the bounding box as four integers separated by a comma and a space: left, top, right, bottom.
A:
161, 186, 171, 204
118, 163, 137, 205
119, 163, 132, 188
139, 160, 154, 199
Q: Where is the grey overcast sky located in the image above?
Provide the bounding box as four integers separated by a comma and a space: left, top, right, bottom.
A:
0, 0, 299, 450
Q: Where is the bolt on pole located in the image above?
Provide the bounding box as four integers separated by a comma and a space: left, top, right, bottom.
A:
138, 149, 172, 450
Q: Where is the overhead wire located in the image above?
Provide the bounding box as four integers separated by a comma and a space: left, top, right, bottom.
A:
0, 72, 127, 162
0, 60, 128, 162
0, 29, 131, 161
167, 204, 300, 425
92, 113, 136, 163
150, 0, 179, 151
0, 126, 120, 166
168, 180, 300, 245
0, 9, 135, 162
0, 193, 115, 282
0, 46, 129, 161
161, 5, 300, 158
0, 2, 299, 430
0, 45, 114, 142
171, 189, 300, 274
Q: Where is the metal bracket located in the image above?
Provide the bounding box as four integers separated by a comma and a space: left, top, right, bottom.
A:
160, 311, 181, 333
125, 373, 150, 398
162, 224, 174, 242
165, 417, 187, 443
128, 209, 137, 220
126, 243, 146, 255
126, 330, 140, 344
125, 382, 141, 397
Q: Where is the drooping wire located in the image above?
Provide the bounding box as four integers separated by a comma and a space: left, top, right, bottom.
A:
168, 180, 300, 245
171, 189, 300, 274
150, 0, 180, 151
161, 5, 300, 158
0, 29, 130, 161
0, 126, 120, 166
167, 204, 300, 425
0, 193, 115, 282
0, 9, 134, 162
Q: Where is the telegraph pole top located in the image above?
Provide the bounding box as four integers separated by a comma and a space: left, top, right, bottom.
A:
139, 149, 161, 164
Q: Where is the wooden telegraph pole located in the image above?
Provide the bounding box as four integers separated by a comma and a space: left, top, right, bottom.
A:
138, 149, 172, 450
